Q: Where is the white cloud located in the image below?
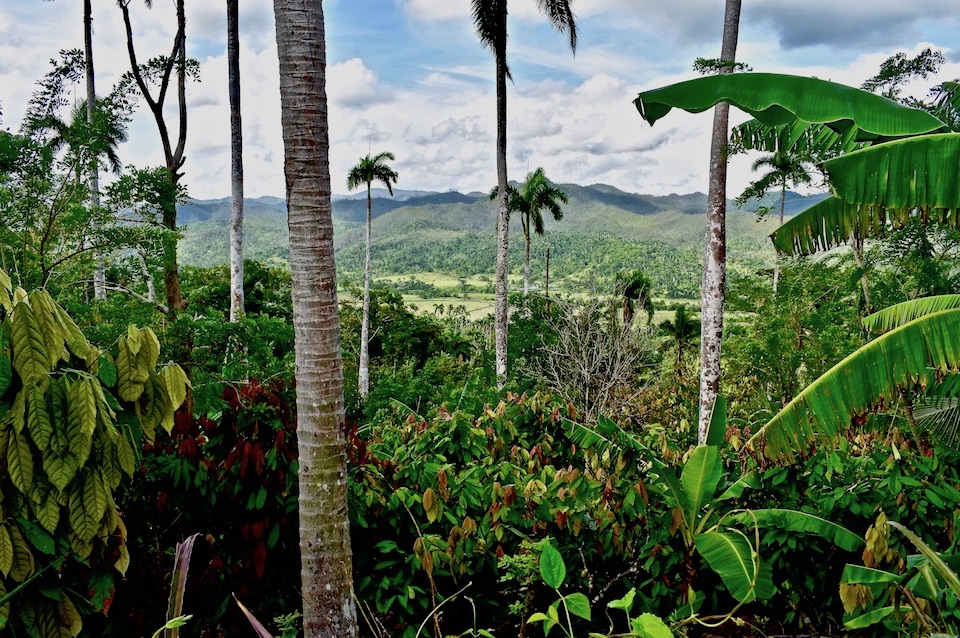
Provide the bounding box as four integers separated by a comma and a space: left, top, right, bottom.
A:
328, 58, 394, 108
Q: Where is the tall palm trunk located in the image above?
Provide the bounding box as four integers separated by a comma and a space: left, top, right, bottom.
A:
494, 3, 509, 386
272, 1, 358, 635
84, 0, 106, 300
523, 218, 531, 296
359, 183, 372, 397
697, 0, 742, 444
227, 0, 245, 322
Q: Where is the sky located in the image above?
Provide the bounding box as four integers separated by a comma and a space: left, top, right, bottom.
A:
2, 1, 960, 201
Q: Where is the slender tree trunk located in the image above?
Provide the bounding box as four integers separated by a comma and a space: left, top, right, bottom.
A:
494, 4, 510, 386
359, 182, 372, 398
272, 1, 358, 636
85, 0, 106, 301
137, 249, 156, 302
545, 246, 550, 304
523, 224, 531, 296
227, 0, 245, 322
697, 0, 741, 445
773, 181, 785, 293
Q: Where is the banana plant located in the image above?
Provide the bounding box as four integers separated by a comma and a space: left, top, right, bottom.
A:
840, 517, 960, 635
566, 416, 863, 609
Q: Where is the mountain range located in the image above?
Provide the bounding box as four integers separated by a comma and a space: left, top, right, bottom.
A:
177, 182, 829, 298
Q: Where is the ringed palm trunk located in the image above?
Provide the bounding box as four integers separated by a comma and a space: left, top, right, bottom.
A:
272, 1, 358, 635
697, 0, 742, 444
494, 4, 509, 386
523, 217, 531, 296
84, 0, 106, 301
227, 0, 245, 322
359, 183, 372, 397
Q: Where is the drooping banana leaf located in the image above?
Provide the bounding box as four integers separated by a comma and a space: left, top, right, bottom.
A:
635, 73, 946, 140
863, 295, 960, 334
694, 529, 772, 603
730, 118, 865, 157
889, 521, 960, 598
727, 509, 864, 552
747, 308, 960, 461
824, 133, 960, 209
841, 564, 902, 586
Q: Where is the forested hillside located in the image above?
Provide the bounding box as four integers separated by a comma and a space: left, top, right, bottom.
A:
178, 184, 819, 296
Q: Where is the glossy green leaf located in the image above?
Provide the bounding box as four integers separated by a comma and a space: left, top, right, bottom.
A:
695, 530, 759, 603
825, 133, 960, 209
635, 73, 945, 140
748, 308, 960, 461
681, 446, 722, 531
630, 613, 673, 638
563, 592, 591, 620
729, 509, 864, 552
862, 295, 960, 334
540, 541, 565, 589
843, 606, 904, 630
841, 564, 902, 586
607, 587, 635, 611
731, 118, 864, 156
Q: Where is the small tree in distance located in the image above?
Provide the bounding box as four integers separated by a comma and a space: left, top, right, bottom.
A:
347, 151, 399, 399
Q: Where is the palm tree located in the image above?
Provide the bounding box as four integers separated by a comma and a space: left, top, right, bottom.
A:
227, 0, 244, 322
471, 0, 577, 386
490, 167, 567, 295
272, 0, 358, 635
347, 151, 398, 399
614, 269, 654, 330
736, 150, 813, 292
659, 305, 700, 372
83, 0, 107, 300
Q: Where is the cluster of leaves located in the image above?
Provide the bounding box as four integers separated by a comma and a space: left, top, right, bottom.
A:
0, 270, 185, 637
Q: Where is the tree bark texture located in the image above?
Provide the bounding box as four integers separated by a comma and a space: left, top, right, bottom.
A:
697, 0, 741, 444
272, 2, 358, 636
227, 0, 245, 322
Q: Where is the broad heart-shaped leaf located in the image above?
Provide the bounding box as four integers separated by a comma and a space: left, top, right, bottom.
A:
631, 613, 673, 638
562, 592, 591, 620
825, 133, 960, 209
862, 295, 960, 334
635, 73, 946, 140
695, 530, 761, 603
680, 446, 722, 533
540, 541, 566, 589
747, 308, 960, 461
727, 509, 864, 552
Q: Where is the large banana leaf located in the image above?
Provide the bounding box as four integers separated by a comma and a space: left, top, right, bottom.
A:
694, 530, 772, 603
863, 295, 960, 334
680, 446, 722, 533
770, 196, 960, 256
747, 308, 960, 461
635, 73, 946, 140
727, 509, 863, 552
824, 133, 960, 209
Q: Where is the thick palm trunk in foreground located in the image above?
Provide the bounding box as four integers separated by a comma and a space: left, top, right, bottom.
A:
272, 1, 358, 635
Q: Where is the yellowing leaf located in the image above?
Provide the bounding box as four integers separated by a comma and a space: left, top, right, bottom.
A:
8, 427, 35, 495
58, 596, 82, 637
115, 542, 130, 576
11, 302, 49, 385
0, 525, 13, 577
8, 525, 35, 582
161, 365, 190, 411
29, 291, 66, 366
27, 384, 53, 450
117, 434, 136, 478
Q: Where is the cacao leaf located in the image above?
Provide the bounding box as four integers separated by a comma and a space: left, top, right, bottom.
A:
53, 304, 90, 361
116, 433, 136, 478
125, 325, 142, 355
43, 449, 79, 494
97, 355, 117, 388
69, 531, 93, 561
11, 302, 51, 384
35, 493, 60, 534
140, 327, 160, 371
29, 291, 66, 366
16, 518, 55, 555
0, 268, 11, 312
27, 383, 53, 450
422, 488, 437, 523
115, 541, 130, 576
68, 378, 97, 438
7, 427, 34, 495
0, 524, 13, 577
83, 471, 107, 530
58, 596, 82, 637
116, 340, 146, 403
0, 332, 11, 396
161, 365, 190, 412
69, 477, 100, 542
8, 525, 35, 582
